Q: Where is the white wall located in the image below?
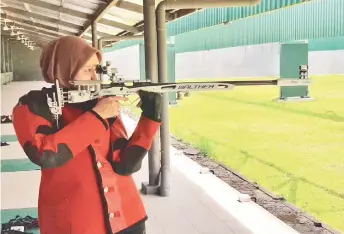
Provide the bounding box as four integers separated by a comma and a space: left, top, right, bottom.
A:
176, 43, 281, 79
175, 44, 344, 79
103, 44, 344, 80
309, 50, 344, 75
103, 45, 141, 80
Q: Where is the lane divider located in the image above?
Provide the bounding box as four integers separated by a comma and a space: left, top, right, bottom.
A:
1, 135, 18, 142
1, 159, 40, 172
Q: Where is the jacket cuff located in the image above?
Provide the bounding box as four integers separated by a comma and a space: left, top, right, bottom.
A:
128, 115, 161, 150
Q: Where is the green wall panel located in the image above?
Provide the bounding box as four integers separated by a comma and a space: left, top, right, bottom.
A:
104, 0, 305, 52
166, 0, 306, 36
308, 37, 344, 51
279, 43, 309, 99
174, 0, 344, 53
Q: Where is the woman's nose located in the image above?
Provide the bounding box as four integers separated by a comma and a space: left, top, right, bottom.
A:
91, 70, 98, 80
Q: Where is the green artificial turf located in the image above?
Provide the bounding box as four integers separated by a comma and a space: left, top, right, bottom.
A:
168, 75, 344, 232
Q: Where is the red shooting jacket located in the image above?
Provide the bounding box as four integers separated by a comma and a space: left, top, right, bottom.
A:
12, 88, 160, 234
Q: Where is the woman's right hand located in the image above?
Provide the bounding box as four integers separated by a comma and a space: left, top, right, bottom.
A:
92, 96, 128, 119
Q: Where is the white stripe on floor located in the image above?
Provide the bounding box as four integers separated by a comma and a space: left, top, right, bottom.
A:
1, 142, 27, 160
1, 124, 15, 135
1, 171, 41, 209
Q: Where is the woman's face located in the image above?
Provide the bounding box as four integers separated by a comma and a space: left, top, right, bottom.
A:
74, 54, 100, 81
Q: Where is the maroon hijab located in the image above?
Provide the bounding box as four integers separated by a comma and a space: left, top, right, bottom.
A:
40, 36, 102, 88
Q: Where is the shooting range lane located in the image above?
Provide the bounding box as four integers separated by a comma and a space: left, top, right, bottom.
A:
1, 142, 40, 172
1, 171, 41, 234
1, 82, 43, 233
0, 81, 48, 173
1, 116, 40, 172
1, 82, 300, 234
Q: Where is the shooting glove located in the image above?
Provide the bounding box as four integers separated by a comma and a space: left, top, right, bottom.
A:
138, 90, 162, 122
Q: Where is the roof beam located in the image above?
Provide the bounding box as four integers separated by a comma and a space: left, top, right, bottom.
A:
15, 25, 61, 38
3, 13, 114, 39
78, 0, 120, 37
115, 8, 198, 38
10, 0, 91, 20
1, 13, 74, 36
1, 32, 46, 47
3, 13, 79, 33
1, 29, 49, 41
2, 6, 83, 31
83, 35, 92, 41
11, 33, 52, 44
98, 18, 139, 33
115, 1, 143, 14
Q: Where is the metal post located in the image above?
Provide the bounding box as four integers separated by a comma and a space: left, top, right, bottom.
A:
6, 38, 10, 73
9, 40, 13, 72
3, 37, 6, 73
155, 0, 261, 197
3, 38, 8, 73
141, 0, 162, 195
91, 22, 98, 49
1, 37, 5, 73
156, 5, 170, 197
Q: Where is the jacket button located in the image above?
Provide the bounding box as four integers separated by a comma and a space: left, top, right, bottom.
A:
97, 162, 102, 168
109, 213, 114, 219
104, 186, 109, 193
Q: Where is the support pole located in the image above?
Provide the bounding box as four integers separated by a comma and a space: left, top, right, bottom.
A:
156, 5, 170, 197
155, 0, 260, 197
9, 40, 13, 73
91, 22, 98, 49
1, 37, 5, 73
4, 38, 9, 73
6, 38, 10, 73
141, 0, 162, 195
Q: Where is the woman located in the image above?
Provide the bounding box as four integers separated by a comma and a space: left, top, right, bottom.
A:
12, 36, 162, 234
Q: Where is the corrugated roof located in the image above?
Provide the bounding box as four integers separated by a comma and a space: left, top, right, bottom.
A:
0, 0, 197, 49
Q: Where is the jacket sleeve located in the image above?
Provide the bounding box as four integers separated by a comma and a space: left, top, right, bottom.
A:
108, 114, 160, 176
12, 96, 110, 169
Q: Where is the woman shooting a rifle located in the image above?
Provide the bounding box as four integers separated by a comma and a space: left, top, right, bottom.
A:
12, 36, 162, 234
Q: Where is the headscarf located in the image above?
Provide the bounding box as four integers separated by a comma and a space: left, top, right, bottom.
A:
40, 36, 102, 88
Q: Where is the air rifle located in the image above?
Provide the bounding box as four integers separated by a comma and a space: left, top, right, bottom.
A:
47, 64, 311, 128
47, 78, 310, 128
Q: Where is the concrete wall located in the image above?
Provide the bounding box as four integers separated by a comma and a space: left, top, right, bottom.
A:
175, 44, 344, 79
308, 50, 344, 75
12, 42, 43, 81
103, 43, 344, 80
176, 43, 281, 79
102, 45, 141, 80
